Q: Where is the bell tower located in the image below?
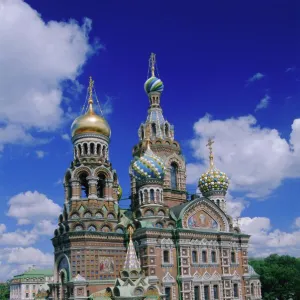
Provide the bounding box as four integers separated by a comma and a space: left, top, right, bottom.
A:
130, 53, 187, 210
50, 77, 125, 300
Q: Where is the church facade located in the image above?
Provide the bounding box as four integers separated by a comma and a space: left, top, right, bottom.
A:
49, 54, 262, 300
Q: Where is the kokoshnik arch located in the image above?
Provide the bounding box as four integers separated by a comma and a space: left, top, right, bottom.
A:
49, 54, 262, 300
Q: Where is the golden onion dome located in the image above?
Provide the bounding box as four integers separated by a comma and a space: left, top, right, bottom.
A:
71, 77, 111, 138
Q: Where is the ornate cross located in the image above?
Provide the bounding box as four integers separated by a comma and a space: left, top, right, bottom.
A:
150, 53, 156, 77
88, 76, 94, 102
206, 138, 214, 168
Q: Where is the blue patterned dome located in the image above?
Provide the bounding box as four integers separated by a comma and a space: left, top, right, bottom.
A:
198, 167, 229, 196
144, 76, 164, 94
132, 146, 165, 181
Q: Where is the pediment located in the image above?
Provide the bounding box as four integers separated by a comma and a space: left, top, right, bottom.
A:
181, 199, 229, 232
211, 271, 221, 281
232, 271, 241, 281
162, 272, 175, 283
202, 271, 211, 281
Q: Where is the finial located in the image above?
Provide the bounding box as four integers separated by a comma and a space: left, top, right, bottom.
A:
206, 138, 214, 169
88, 76, 94, 105
128, 226, 134, 240
150, 53, 156, 77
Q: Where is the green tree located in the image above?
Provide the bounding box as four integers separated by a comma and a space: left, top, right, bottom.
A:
0, 283, 9, 300
250, 254, 300, 300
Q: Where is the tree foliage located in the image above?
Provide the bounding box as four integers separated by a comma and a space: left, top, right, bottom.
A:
0, 283, 9, 300
249, 254, 300, 300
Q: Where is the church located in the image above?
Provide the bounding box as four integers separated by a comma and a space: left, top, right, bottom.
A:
49, 54, 262, 300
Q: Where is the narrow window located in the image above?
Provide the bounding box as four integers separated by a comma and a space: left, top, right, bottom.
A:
202, 250, 207, 263
163, 250, 169, 263
170, 163, 178, 189
150, 189, 154, 201
251, 283, 254, 296
192, 250, 198, 263
97, 174, 106, 198
233, 284, 239, 297
141, 126, 144, 140
231, 251, 236, 263
211, 251, 217, 263
165, 287, 171, 300
97, 144, 101, 155
216, 199, 220, 206
83, 143, 88, 155
165, 123, 169, 136
90, 143, 95, 155
213, 285, 219, 299
151, 123, 156, 136
140, 191, 143, 203
204, 285, 210, 300
194, 286, 200, 300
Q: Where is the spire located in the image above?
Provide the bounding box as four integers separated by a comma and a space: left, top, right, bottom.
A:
206, 138, 214, 169
123, 226, 141, 271
150, 53, 156, 77
88, 76, 94, 112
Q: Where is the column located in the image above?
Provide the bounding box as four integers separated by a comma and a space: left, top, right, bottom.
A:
70, 179, 80, 200
87, 176, 98, 199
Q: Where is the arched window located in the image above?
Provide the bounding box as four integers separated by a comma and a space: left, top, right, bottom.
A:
79, 173, 89, 198
144, 190, 149, 203
165, 124, 169, 136
95, 212, 103, 218
97, 144, 101, 155
216, 199, 220, 206
88, 225, 96, 232
140, 191, 143, 203
83, 143, 88, 155
90, 143, 95, 155
84, 212, 91, 218
97, 174, 106, 198
78, 144, 82, 157
116, 228, 124, 234
144, 210, 154, 217
158, 210, 165, 216
101, 226, 110, 232
170, 163, 178, 189
156, 189, 160, 202
151, 123, 156, 136
251, 283, 254, 296
107, 213, 114, 219
202, 250, 207, 263
75, 225, 83, 231
102, 146, 106, 158
150, 189, 154, 201
155, 222, 163, 228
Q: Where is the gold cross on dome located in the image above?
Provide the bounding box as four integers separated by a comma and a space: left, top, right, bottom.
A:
88, 76, 94, 102
206, 138, 215, 169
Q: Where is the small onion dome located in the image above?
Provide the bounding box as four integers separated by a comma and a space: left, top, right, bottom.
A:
132, 145, 165, 181
144, 76, 164, 94
71, 105, 111, 138
198, 167, 229, 196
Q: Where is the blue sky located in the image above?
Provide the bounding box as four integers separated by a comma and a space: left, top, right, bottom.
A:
0, 0, 299, 280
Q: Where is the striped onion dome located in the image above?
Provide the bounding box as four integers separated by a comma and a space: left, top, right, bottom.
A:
144, 76, 164, 94
131, 144, 165, 181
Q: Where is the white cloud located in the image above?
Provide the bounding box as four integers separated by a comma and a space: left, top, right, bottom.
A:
0, 247, 53, 281
0, 0, 97, 151
285, 66, 296, 72
0, 224, 6, 234
187, 114, 300, 198
294, 217, 300, 228
240, 217, 300, 257
35, 150, 46, 158
7, 191, 61, 225
255, 94, 270, 111
246, 72, 265, 84
61, 133, 70, 141
0, 230, 38, 246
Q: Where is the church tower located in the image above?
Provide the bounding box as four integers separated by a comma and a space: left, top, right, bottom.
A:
130, 53, 187, 210
50, 77, 126, 299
